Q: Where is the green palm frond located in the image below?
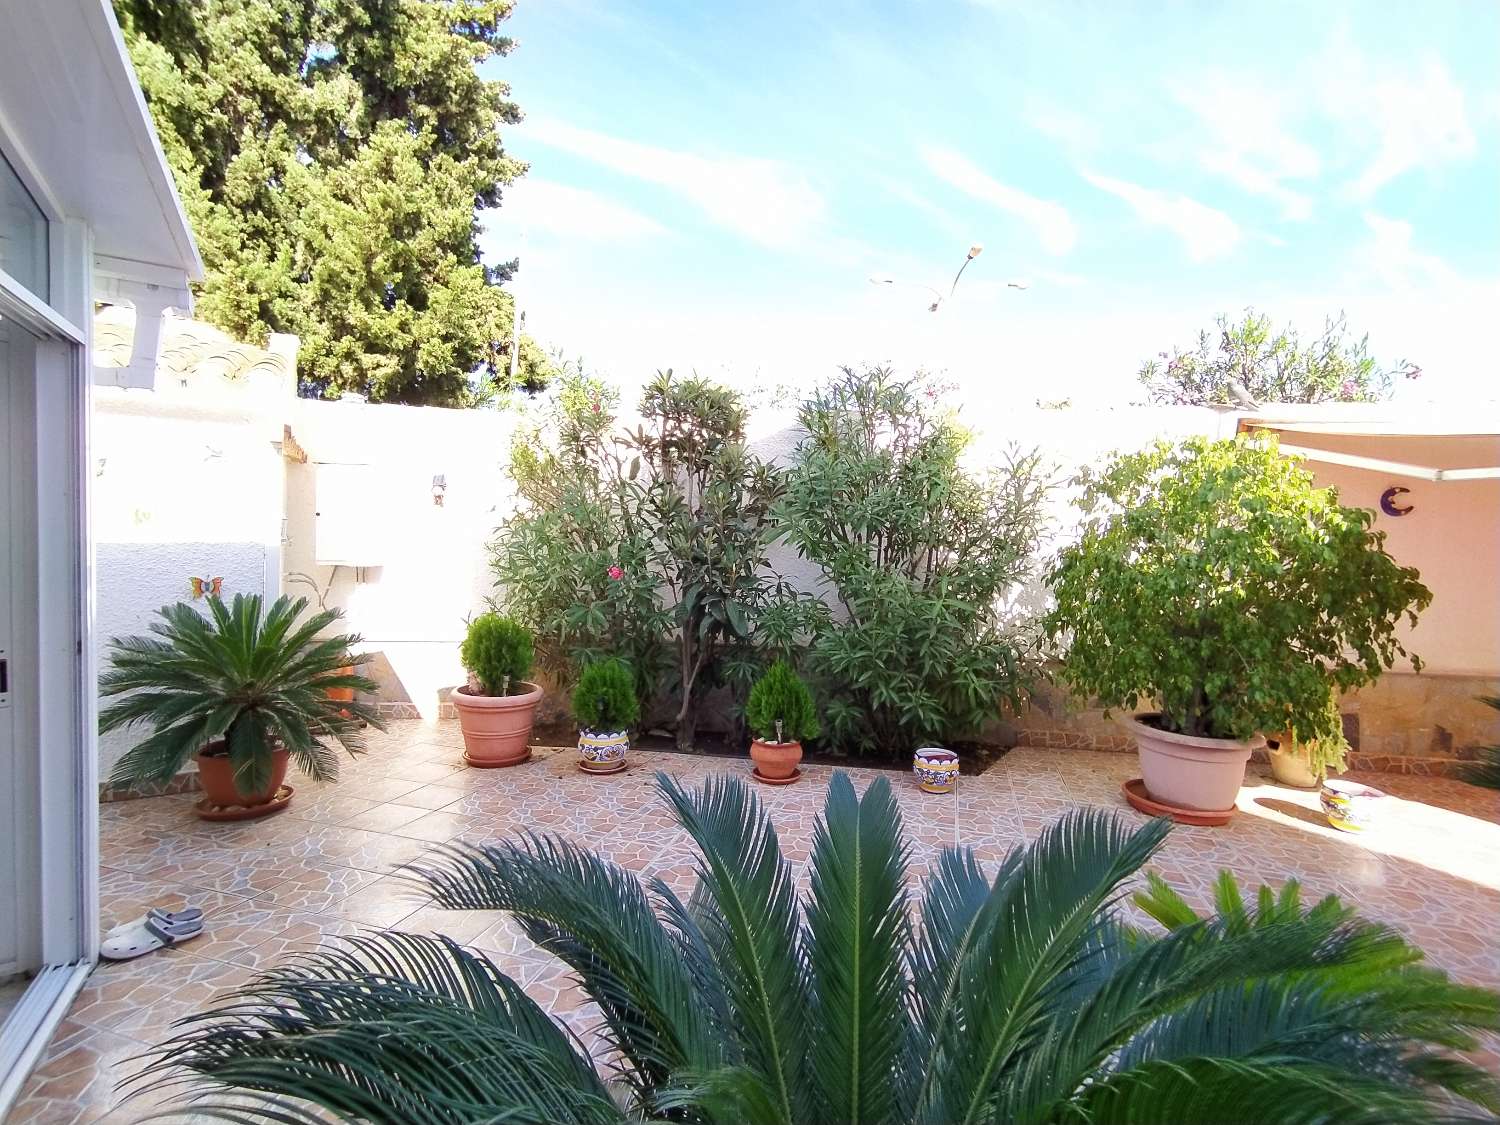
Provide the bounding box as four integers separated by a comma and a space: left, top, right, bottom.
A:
1457, 695, 1500, 789
803, 773, 910, 1125
139, 773, 1500, 1124
100, 593, 382, 795
408, 832, 722, 1106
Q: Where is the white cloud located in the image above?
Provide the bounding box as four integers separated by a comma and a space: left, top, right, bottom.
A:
1084, 172, 1241, 262
503, 178, 666, 242
525, 119, 824, 248
1356, 211, 1459, 290
921, 146, 1078, 255
1171, 75, 1319, 221
1319, 43, 1476, 199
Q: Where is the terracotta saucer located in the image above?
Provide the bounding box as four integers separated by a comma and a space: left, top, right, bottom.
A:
463, 751, 532, 769
578, 759, 627, 775
1121, 778, 1235, 826
751, 767, 802, 786
195, 785, 294, 822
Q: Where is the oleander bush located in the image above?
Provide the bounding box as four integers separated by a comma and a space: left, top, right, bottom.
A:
779, 366, 1050, 757
493, 370, 823, 750
1045, 435, 1431, 744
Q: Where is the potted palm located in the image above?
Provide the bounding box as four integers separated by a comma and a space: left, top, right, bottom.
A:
572, 658, 639, 774
746, 660, 819, 783
1046, 436, 1430, 819
453, 613, 542, 768
100, 594, 380, 820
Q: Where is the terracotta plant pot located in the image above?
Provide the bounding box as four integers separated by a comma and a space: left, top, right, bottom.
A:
196, 742, 289, 810
578, 728, 629, 773
1267, 738, 1321, 788
325, 663, 356, 704
913, 747, 960, 793
749, 738, 802, 781
1121, 713, 1263, 813
452, 682, 542, 767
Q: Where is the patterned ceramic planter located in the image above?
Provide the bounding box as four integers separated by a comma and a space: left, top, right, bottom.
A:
1320, 779, 1387, 832
578, 728, 629, 774
913, 747, 960, 793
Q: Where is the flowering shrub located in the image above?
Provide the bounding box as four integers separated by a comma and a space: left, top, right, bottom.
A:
1137, 310, 1420, 406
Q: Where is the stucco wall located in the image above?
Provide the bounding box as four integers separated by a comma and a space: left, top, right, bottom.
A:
93, 389, 284, 779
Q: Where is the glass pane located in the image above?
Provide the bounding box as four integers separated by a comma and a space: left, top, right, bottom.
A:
0, 149, 48, 302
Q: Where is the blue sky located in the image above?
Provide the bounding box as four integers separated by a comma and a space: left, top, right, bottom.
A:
478, 0, 1500, 405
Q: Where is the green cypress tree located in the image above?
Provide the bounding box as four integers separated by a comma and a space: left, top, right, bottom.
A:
115, 0, 552, 405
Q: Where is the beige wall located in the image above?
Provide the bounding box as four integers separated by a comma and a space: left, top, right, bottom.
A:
1287, 432, 1500, 677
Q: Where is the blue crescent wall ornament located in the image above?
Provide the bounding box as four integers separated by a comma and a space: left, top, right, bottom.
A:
1380, 486, 1413, 517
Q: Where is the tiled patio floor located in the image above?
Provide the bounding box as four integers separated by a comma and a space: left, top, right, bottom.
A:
12, 719, 1500, 1122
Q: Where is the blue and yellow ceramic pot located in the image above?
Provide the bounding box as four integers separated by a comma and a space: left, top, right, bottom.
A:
578, 728, 629, 774
1319, 779, 1386, 832
913, 747, 960, 794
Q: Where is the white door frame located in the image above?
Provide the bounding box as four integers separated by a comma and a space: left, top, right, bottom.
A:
0, 257, 97, 1114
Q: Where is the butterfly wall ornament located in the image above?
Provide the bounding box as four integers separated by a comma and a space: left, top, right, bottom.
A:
189, 577, 224, 599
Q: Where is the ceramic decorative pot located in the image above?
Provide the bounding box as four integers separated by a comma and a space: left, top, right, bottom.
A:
913, 747, 960, 793
578, 728, 629, 773
749, 739, 802, 781
1267, 738, 1321, 788
452, 682, 542, 767
196, 742, 289, 809
1320, 779, 1387, 832
1122, 713, 1263, 813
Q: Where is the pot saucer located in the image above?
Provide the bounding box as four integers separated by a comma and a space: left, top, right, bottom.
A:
195, 784, 294, 822
463, 750, 532, 769
751, 767, 802, 786
1121, 778, 1234, 826
578, 759, 627, 775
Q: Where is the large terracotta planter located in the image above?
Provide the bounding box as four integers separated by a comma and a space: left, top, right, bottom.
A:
196, 741, 289, 812
749, 739, 802, 782
325, 663, 356, 704
1121, 713, 1263, 813
453, 682, 542, 767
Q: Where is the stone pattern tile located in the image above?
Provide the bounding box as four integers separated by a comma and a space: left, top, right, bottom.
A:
12, 721, 1500, 1120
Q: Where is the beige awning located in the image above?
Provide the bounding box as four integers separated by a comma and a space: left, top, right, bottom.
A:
1240, 417, 1500, 482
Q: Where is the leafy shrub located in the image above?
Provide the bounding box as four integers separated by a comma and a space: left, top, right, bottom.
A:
493, 372, 669, 710
460, 613, 533, 696
142, 773, 1500, 1122
494, 369, 823, 749
780, 366, 1050, 757
1136, 309, 1420, 405
100, 594, 381, 796
571, 658, 639, 733
745, 659, 820, 744
1045, 436, 1431, 743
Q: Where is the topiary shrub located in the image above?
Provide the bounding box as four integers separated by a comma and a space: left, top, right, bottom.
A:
460, 613, 533, 697
746, 660, 820, 745
571, 658, 639, 733
1045, 435, 1432, 744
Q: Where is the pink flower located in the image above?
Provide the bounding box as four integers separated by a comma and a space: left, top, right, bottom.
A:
607, 565, 623, 580
591, 400, 602, 414
1340, 378, 1358, 398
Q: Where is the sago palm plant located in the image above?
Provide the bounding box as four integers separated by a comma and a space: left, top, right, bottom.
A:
100, 593, 382, 796
135, 773, 1499, 1124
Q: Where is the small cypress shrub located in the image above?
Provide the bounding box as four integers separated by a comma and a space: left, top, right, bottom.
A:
572, 659, 639, 733
746, 660, 820, 744
460, 614, 533, 696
